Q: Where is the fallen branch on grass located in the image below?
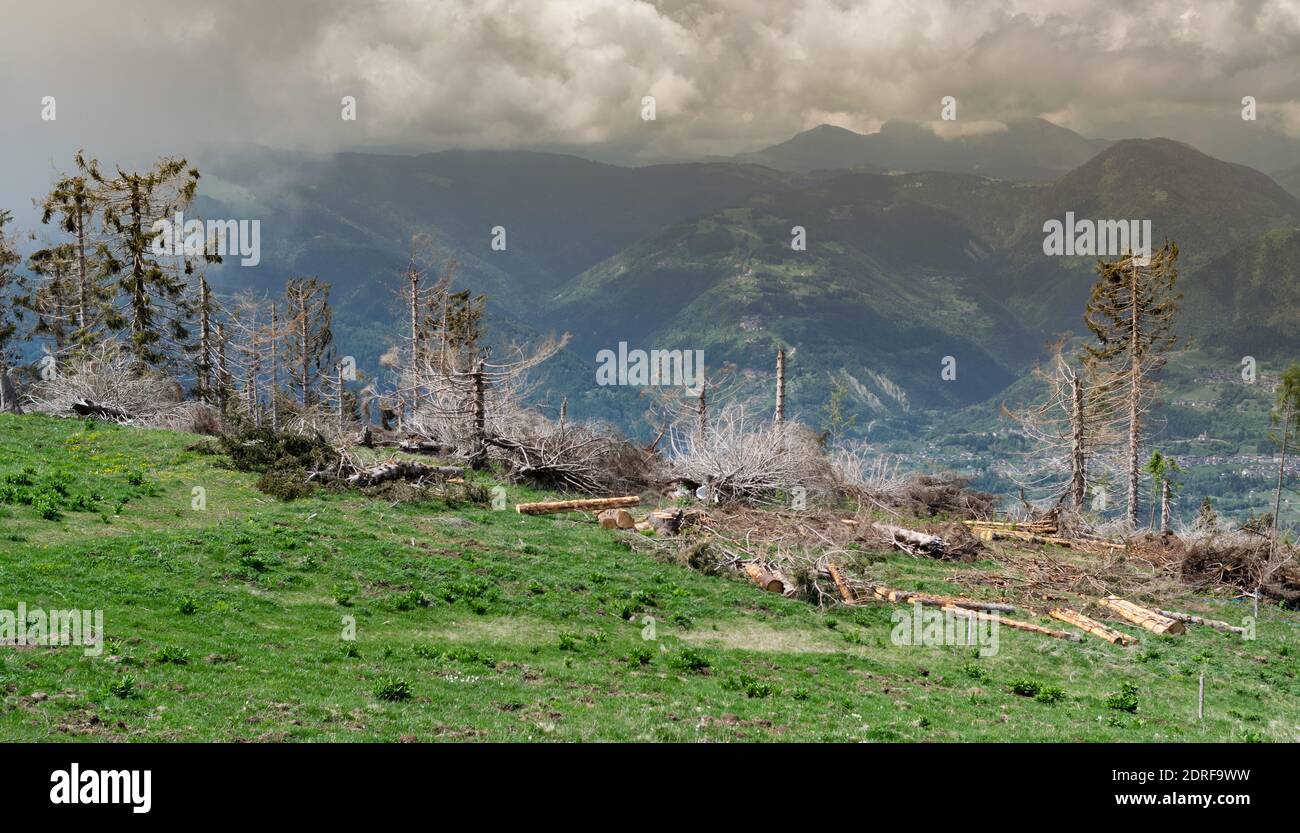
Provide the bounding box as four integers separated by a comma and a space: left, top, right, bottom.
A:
942, 605, 1082, 643
1154, 607, 1249, 636
870, 583, 1015, 613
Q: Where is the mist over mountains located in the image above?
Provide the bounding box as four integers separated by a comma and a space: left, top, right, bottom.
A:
183, 118, 1300, 439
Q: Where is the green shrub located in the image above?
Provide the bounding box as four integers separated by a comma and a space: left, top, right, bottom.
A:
373, 676, 412, 702
1107, 682, 1140, 713
669, 646, 709, 673
1035, 686, 1065, 704
1008, 678, 1042, 697
107, 675, 137, 699
152, 645, 191, 665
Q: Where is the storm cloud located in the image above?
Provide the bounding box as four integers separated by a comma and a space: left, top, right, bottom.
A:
3, 0, 1300, 219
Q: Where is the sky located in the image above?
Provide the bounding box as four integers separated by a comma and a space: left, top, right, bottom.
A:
3, 0, 1300, 226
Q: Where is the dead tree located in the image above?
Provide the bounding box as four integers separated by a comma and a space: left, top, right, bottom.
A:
283, 278, 333, 409
774, 347, 786, 424
1002, 337, 1121, 510
1083, 243, 1180, 528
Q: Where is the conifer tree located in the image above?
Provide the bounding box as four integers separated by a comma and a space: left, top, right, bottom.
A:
283, 278, 333, 408
38, 154, 112, 349
83, 155, 211, 368
1082, 242, 1180, 528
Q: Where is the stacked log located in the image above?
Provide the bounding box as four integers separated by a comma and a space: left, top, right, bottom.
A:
1049, 608, 1138, 645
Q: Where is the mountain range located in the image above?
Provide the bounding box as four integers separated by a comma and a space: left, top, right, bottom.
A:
193, 120, 1300, 437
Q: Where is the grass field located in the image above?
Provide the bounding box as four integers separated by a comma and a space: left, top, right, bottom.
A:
1, 413, 1297, 742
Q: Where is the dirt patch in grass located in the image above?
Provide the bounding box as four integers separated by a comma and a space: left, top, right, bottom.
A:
678, 621, 844, 653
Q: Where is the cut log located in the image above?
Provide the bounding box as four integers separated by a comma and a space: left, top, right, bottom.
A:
597, 508, 636, 530
1154, 608, 1248, 636
346, 460, 463, 487
942, 605, 1082, 643
871, 522, 947, 556
71, 399, 132, 422
515, 496, 640, 515
826, 562, 859, 604
744, 562, 786, 594
1098, 597, 1186, 635
1049, 608, 1138, 645
963, 519, 1057, 534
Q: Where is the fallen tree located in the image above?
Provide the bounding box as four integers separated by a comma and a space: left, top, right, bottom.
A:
872, 522, 948, 557
345, 459, 463, 488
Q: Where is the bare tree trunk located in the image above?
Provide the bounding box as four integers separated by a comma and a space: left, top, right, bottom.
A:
297, 293, 309, 407
1160, 479, 1172, 535
697, 382, 708, 438
409, 265, 421, 361
336, 361, 345, 434
215, 322, 229, 415
269, 302, 279, 432
0, 361, 22, 414
1070, 374, 1086, 509
198, 274, 211, 401
1271, 409, 1290, 561
245, 349, 259, 425
1127, 259, 1141, 529
469, 360, 487, 470
774, 347, 785, 424
75, 208, 88, 336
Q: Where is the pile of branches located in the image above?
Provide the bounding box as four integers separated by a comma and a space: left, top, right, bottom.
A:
669, 405, 835, 504
24, 340, 218, 433
1181, 533, 1300, 606
878, 473, 997, 520
489, 422, 658, 495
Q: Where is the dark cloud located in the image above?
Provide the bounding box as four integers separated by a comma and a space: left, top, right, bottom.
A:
3, 0, 1299, 223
